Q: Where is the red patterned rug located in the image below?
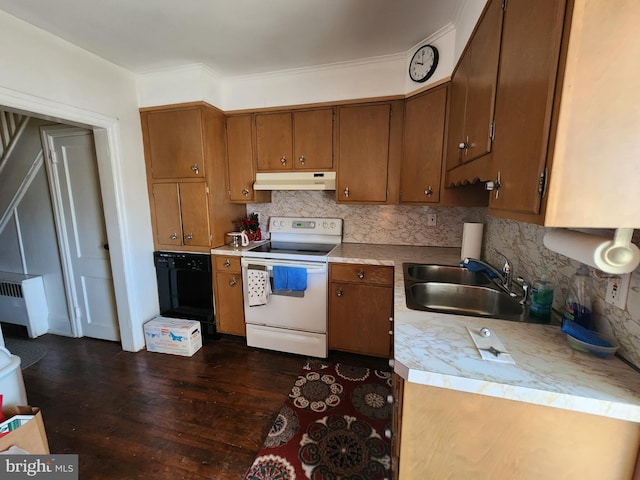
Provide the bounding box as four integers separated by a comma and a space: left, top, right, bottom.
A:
243, 360, 393, 480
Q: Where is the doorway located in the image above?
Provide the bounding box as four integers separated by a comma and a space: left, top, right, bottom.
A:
0, 91, 145, 352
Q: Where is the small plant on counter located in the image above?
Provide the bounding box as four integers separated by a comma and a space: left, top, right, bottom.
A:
234, 212, 261, 241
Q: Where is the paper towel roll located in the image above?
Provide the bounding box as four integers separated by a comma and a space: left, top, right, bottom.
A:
461, 223, 484, 260
543, 228, 640, 274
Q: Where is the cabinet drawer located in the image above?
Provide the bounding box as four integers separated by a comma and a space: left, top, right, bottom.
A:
213, 255, 241, 273
330, 263, 393, 286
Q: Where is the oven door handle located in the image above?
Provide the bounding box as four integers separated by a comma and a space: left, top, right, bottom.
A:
241, 257, 327, 271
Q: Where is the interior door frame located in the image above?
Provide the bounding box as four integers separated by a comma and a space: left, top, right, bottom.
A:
0, 86, 138, 350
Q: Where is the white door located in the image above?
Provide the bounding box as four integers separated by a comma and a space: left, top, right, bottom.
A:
42, 126, 120, 341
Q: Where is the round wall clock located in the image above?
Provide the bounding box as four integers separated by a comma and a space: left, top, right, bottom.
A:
409, 45, 439, 83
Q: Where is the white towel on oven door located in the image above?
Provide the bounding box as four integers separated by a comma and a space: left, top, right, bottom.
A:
247, 267, 270, 306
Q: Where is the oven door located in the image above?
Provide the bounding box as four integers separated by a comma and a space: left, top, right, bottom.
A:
241, 257, 328, 357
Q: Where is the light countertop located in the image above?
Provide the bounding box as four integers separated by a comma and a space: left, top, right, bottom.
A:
329, 243, 640, 422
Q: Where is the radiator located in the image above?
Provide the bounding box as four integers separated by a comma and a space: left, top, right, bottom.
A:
0, 272, 48, 338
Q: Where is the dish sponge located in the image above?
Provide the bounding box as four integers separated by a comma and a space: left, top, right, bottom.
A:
561, 320, 612, 348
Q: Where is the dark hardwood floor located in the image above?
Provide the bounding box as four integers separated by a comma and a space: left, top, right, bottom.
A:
5, 326, 388, 479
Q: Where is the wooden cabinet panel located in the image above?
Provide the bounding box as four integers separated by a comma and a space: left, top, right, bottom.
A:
152, 183, 182, 247
256, 112, 293, 171
226, 115, 270, 203
401, 86, 447, 203
213, 255, 241, 273
214, 271, 245, 336
144, 108, 205, 179
397, 381, 640, 479
256, 109, 334, 172
489, 0, 566, 217
329, 282, 392, 357
391, 373, 404, 479
336, 104, 391, 203
463, 0, 504, 162
152, 182, 210, 248
179, 182, 211, 247
330, 263, 394, 286
445, 0, 503, 180
328, 263, 393, 358
293, 108, 334, 170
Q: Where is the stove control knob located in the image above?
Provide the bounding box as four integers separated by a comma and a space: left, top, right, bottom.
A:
310, 222, 315, 228
323, 221, 328, 228
330, 222, 336, 229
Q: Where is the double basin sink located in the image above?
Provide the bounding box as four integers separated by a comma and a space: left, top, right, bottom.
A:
403, 263, 527, 321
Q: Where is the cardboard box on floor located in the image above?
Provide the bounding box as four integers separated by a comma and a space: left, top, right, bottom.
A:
0, 406, 50, 454
144, 317, 202, 357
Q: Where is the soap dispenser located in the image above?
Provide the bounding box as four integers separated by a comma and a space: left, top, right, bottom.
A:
530, 268, 554, 321
561, 264, 593, 329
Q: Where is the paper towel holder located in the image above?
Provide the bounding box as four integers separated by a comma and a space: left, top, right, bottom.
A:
543, 227, 639, 274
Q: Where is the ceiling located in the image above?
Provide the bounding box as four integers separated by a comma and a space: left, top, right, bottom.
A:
0, 0, 465, 77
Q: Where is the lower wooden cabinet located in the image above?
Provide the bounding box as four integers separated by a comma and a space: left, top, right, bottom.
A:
212, 255, 245, 336
328, 263, 393, 358
394, 380, 640, 479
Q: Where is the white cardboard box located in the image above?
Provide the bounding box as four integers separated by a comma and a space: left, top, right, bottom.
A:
144, 317, 202, 356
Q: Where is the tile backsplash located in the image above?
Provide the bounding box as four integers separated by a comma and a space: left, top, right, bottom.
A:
248, 192, 640, 369
484, 217, 640, 369
249, 190, 485, 246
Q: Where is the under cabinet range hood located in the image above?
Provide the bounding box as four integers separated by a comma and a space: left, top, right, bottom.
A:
253, 171, 336, 191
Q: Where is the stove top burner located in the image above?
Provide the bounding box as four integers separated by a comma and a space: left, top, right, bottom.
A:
248, 241, 337, 257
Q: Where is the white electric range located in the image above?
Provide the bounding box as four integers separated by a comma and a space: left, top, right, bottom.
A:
241, 217, 343, 358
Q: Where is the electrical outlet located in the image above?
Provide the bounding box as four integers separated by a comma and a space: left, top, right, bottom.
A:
427, 213, 437, 226
606, 273, 631, 309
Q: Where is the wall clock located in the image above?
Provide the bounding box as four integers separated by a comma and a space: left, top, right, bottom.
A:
409, 45, 439, 83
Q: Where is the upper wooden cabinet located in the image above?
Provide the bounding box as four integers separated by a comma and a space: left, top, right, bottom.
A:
255, 108, 334, 171
141, 103, 246, 252
488, 0, 566, 220
401, 86, 447, 204
142, 107, 206, 179
336, 101, 403, 204
226, 115, 270, 203
445, 0, 504, 178
488, 0, 640, 228
151, 181, 210, 248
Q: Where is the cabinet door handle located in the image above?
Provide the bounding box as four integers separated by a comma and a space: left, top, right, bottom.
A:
191, 164, 200, 175
299, 155, 305, 164
458, 142, 468, 150
384, 429, 392, 439
425, 186, 433, 197
229, 277, 237, 287
185, 233, 193, 241
336, 288, 343, 297
357, 270, 365, 280
242, 188, 249, 196
387, 394, 394, 404
224, 259, 231, 268
170, 233, 178, 240
344, 187, 350, 198
280, 156, 287, 165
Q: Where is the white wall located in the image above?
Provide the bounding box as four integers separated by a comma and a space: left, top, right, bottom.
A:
137, 26, 460, 111
0, 10, 158, 351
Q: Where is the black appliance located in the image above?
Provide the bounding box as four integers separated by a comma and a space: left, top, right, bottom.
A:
153, 251, 216, 336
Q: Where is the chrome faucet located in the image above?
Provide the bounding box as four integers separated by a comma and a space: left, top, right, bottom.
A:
461, 250, 529, 304
494, 249, 513, 291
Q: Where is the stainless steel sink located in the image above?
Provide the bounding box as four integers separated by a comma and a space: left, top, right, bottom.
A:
406, 282, 523, 319
403, 263, 526, 321
403, 263, 491, 285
